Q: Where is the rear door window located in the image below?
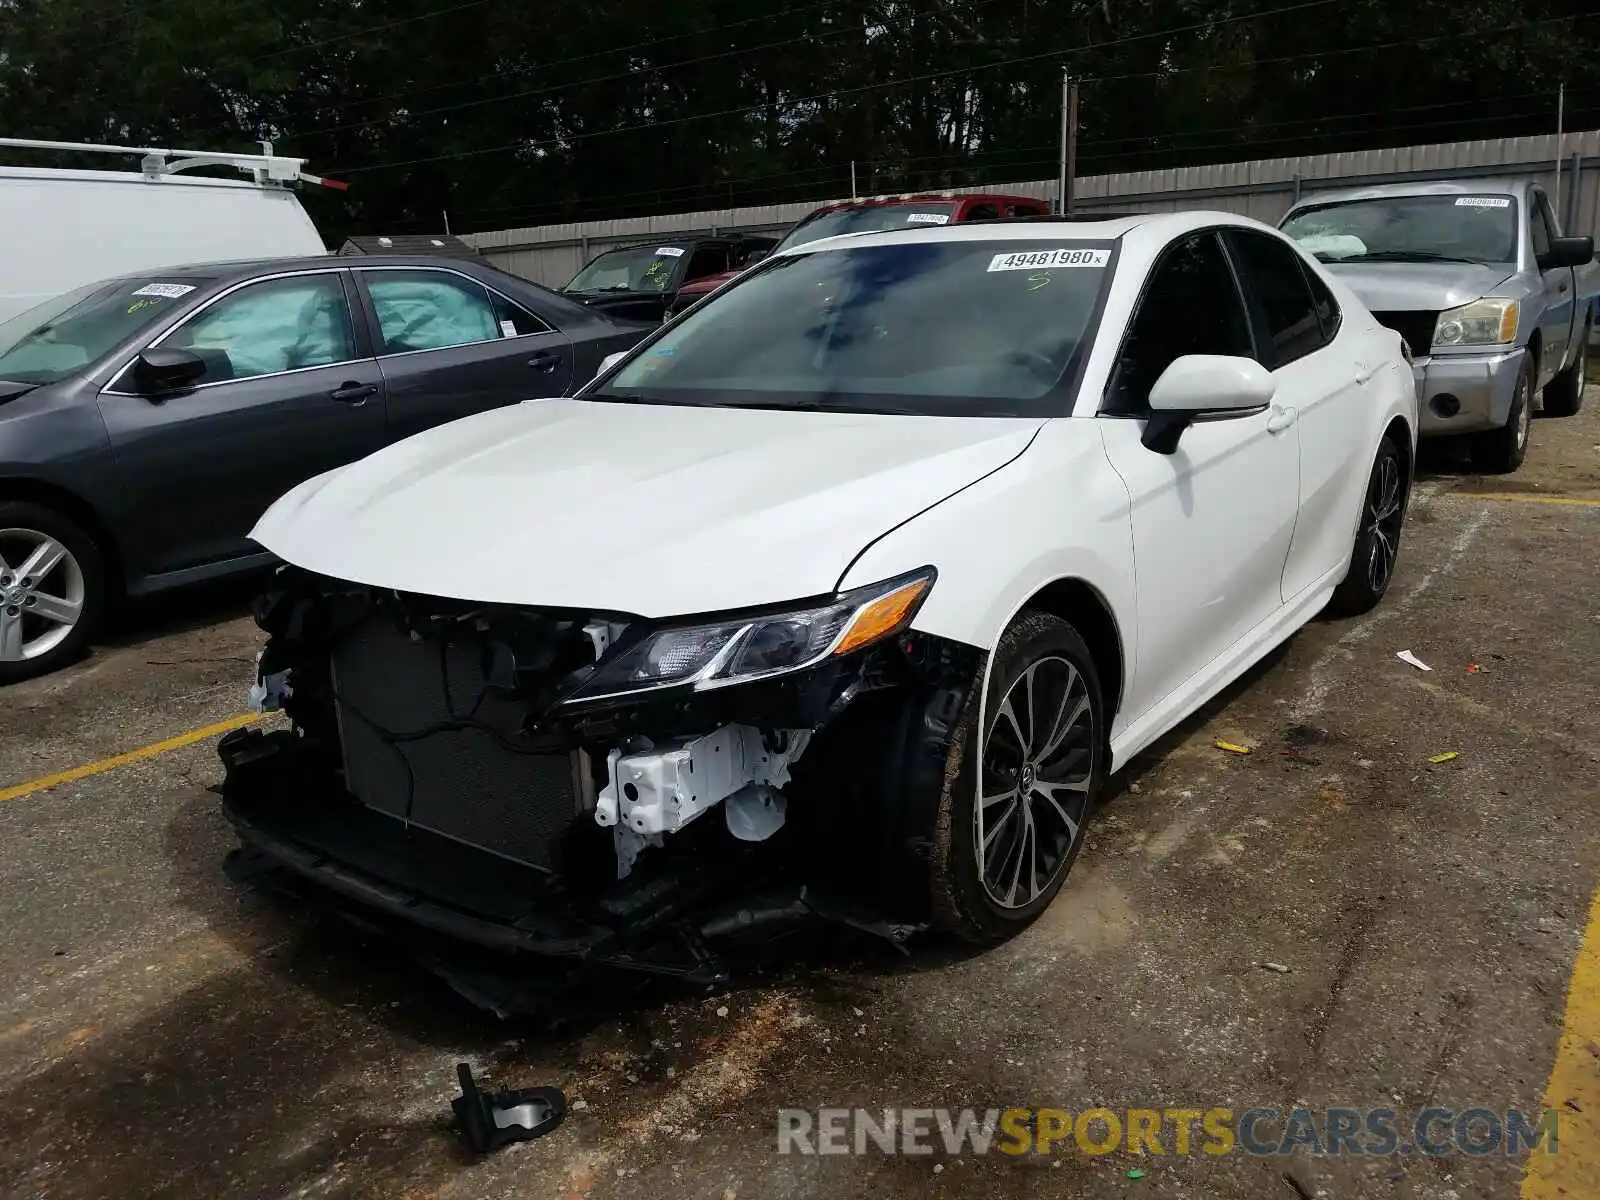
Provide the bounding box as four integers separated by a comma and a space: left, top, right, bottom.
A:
362, 269, 503, 354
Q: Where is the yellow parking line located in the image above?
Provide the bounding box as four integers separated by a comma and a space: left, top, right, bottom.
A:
1449, 492, 1600, 508
0, 712, 260, 803
1522, 883, 1600, 1197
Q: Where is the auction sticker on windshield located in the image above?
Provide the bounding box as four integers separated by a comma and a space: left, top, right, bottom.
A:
1455, 197, 1511, 208
654, 246, 686, 257
988, 248, 1109, 271
906, 213, 951, 224
131, 283, 196, 298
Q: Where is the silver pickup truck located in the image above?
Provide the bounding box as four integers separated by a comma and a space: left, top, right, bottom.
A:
1279, 179, 1597, 473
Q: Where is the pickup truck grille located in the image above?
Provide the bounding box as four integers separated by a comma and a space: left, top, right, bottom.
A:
1372, 311, 1438, 359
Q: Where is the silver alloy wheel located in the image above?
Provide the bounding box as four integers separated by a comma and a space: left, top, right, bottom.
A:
1515, 373, 1531, 450
975, 655, 1095, 909
1364, 451, 1405, 594
0, 528, 86, 663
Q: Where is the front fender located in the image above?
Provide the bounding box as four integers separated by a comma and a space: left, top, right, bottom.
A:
836, 418, 1136, 663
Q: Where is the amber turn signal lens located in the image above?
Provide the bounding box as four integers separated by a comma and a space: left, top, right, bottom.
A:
833, 578, 931, 656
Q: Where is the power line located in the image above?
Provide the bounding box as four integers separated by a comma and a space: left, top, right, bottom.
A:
449, 86, 1590, 230
333, 0, 1352, 175
257, 0, 501, 62
287, 0, 860, 129
291, 0, 1008, 141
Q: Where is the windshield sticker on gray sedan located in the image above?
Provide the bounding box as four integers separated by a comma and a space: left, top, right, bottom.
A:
987, 248, 1109, 271
654, 246, 686, 257
131, 283, 197, 298
1455, 197, 1511, 208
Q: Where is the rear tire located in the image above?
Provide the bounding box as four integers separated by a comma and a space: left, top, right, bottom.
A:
928, 610, 1106, 943
0, 502, 107, 684
1543, 328, 1589, 418
1468, 351, 1534, 475
1328, 436, 1408, 617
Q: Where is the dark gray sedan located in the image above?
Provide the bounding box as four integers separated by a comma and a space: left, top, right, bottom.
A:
0, 254, 652, 681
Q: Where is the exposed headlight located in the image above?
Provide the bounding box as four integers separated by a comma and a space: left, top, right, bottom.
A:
1433, 298, 1519, 348
568, 569, 935, 702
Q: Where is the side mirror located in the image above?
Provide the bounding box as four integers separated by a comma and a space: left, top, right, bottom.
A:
1537, 235, 1594, 271
1142, 354, 1275, 454
596, 350, 629, 379
134, 347, 207, 394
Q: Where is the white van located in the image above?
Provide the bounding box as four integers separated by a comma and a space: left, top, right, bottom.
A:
0, 138, 333, 323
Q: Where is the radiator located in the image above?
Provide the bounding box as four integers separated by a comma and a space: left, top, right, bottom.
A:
331, 616, 578, 871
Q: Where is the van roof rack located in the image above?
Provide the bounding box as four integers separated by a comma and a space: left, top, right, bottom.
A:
0, 137, 347, 191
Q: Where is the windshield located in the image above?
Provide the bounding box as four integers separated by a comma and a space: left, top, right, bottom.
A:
0, 276, 213, 385
565, 245, 688, 294
1281, 195, 1518, 264
596, 239, 1117, 417
774, 202, 962, 253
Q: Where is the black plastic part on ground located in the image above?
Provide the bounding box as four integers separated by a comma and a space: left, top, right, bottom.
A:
451, 1063, 566, 1153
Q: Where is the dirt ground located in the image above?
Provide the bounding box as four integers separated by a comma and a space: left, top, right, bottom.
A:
1, 397, 1597, 1200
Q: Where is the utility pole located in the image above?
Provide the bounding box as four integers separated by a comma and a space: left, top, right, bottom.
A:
442, 210, 451, 235
1058, 72, 1079, 215
1554, 82, 1565, 214
851, 160, 859, 201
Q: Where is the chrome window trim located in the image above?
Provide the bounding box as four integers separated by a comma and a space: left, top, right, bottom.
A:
354, 264, 556, 359
100, 267, 364, 398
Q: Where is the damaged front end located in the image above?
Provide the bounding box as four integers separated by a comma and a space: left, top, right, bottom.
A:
218, 565, 983, 1008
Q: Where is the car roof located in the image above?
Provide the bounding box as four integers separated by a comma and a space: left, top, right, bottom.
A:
808, 192, 1045, 213
1287, 178, 1526, 210
778, 210, 1282, 258
586, 236, 729, 257
105, 253, 515, 284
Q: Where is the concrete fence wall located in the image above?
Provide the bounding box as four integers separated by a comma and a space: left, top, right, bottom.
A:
463, 130, 1600, 288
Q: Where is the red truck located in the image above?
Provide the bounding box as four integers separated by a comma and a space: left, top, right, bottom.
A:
662, 192, 1052, 320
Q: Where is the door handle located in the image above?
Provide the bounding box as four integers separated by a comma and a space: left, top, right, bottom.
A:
1354, 359, 1375, 383
329, 382, 379, 405
1265, 405, 1298, 433
527, 350, 560, 373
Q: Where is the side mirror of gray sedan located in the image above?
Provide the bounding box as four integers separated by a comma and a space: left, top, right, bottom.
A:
134, 348, 208, 394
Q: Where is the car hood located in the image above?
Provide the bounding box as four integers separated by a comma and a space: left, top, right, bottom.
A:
1319, 261, 1516, 311
251, 398, 1044, 616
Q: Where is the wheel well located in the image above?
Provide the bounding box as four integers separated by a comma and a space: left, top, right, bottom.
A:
1383, 415, 1413, 481
0, 479, 123, 595
1021, 578, 1125, 718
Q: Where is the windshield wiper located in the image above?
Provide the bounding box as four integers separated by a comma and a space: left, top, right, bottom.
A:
1337, 250, 1489, 265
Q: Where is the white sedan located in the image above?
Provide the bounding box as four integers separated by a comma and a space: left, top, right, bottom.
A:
220, 211, 1416, 996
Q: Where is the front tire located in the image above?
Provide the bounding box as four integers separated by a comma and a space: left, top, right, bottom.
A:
1328, 436, 1408, 617
1543, 328, 1589, 418
1469, 351, 1534, 474
0, 502, 107, 684
929, 611, 1106, 943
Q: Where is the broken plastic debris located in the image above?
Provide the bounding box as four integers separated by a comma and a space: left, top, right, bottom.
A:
450, 1063, 567, 1153
1127, 1167, 1147, 1180
1396, 650, 1432, 671
1466, 663, 1485, 674
1428, 752, 1460, 765
1259, 962, 1291, 974
1215, 740, 1251, 755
